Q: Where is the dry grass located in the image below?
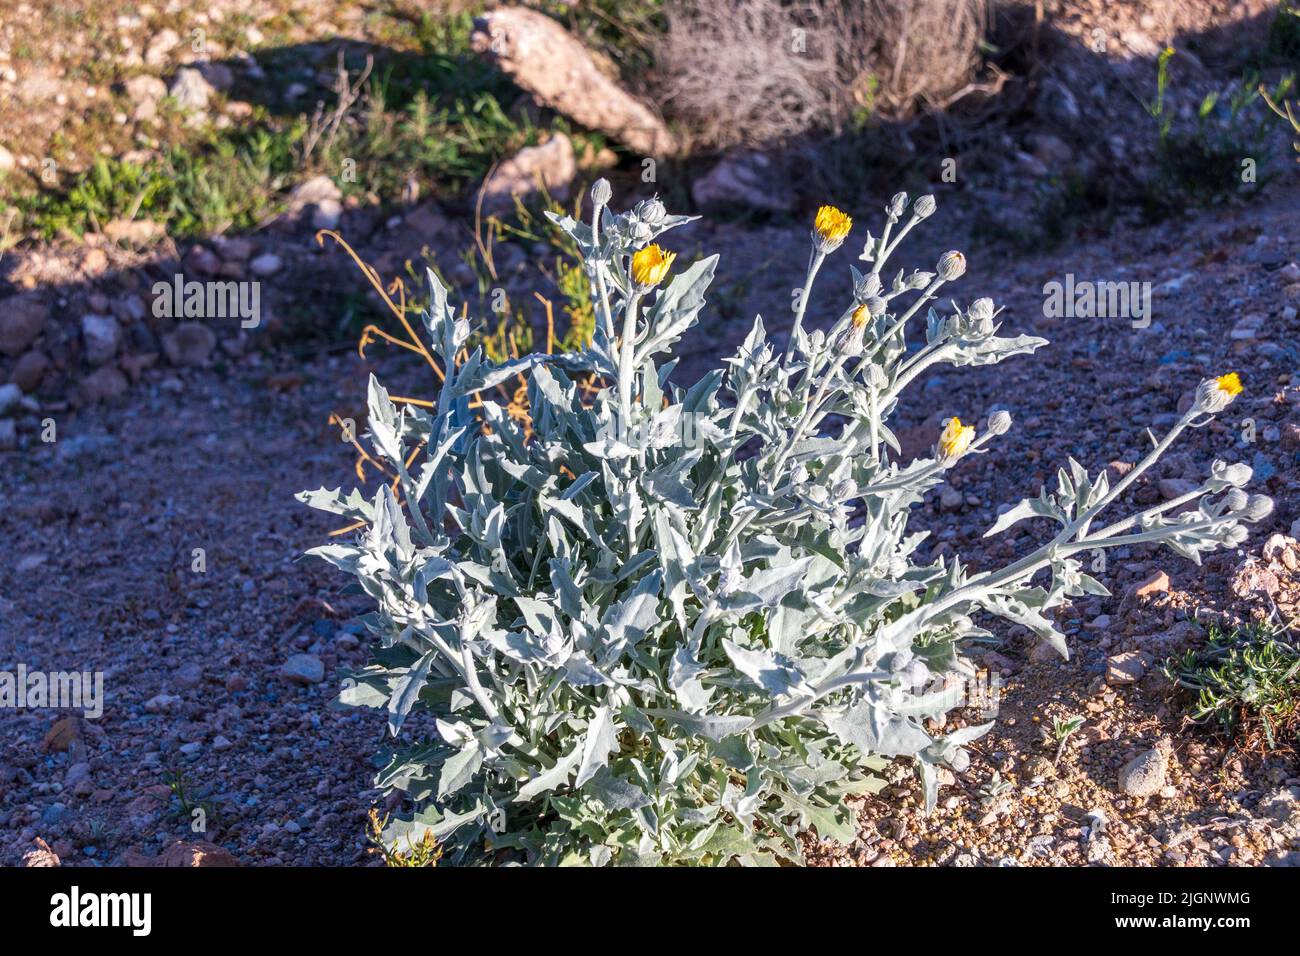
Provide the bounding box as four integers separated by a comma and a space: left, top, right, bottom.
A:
651, 0, 990, 151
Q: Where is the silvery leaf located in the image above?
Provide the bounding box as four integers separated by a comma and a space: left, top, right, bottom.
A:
722, 638, 810, 698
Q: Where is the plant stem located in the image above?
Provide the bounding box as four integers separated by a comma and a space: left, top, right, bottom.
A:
785, 250, 825, 363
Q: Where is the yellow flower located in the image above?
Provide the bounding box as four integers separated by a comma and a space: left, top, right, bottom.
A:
1214, 372, 1242, 398
631, 244, 676, 288
938, 416, 975, 461
851, 303, 871, 328
813, 205, 852, 247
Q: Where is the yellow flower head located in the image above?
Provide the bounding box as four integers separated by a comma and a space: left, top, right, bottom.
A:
851, 303, 871, 329
813, 205, 852, 248
938, 416, 975, 461
631, 244, 676, 289
1214, 372, 1242, 398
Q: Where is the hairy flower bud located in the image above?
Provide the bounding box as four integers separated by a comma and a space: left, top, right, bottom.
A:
887, 192, 907, 219
907, 270, 935, 290
633, 197, 666, 225
1212, 459, 1252, 486
590, 178, 612, 207
1244, 494, 1274, 522
854, 270, 882, 302
987, 410, 1012, 435
1222, 488, 1249, 512
1222, 524, 1250, 547
969, 298, 995, 324
937, 250, 967, 282
913, 194, 936, 219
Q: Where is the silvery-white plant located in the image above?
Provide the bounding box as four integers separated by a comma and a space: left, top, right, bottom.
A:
300, 183, 1268, 865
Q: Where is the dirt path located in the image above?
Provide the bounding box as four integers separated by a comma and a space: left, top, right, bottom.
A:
2, 181, 1299, 866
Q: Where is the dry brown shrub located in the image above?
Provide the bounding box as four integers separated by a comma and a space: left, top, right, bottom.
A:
651, 0, 990, 151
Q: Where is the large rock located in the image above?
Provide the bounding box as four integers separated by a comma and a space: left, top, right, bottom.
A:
162, 322, 217, 366
290, 175, 341, 207
692, 151, 793, 213
78, 365, 129, 404
81, 314, 122, 365
125, 74, 167, 121
471, 8, 677, 157
169, 67, 216, 111
287, 175, 343, 230
156, 840, 240, 867
104, 218, 165, 245
0, 293, 47, 356
481, 134, 576, 212
22, 839, 60, 868
1106, 650, 1153, 684
0, 382, 21, 415
144, 28, 180, 67
1119, 738, 1171, 797
280, 653, 324, 685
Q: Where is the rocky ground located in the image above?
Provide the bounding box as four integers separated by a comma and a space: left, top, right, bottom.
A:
1, 0, 1299, 868
3, 175, 1299, 867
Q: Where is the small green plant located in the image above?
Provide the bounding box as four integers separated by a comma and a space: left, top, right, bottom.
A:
1049, 714, 1085, 764
1268, 1, 1300, 61
977, 771, 1013, 807
163, 768, 217, 832
1163, 623, 1300, 751
1261, 82, 1300, 164
367, 809, 443, 867
303, 184, 1268, 866
1143, 47, 1290, 208
14, 126, 300, 240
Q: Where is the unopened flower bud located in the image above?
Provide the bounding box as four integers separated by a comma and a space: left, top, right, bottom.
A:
913, 194, 936, 218
887, 192, 907, 218
854, 271, 882, 302
987, 410, 1012, 435
1223, 524, 1249, 547
590, 178, 612, 207
865, 295, 887, 318
907, 270, 935, 290
1222, 488, 1249, 512
936, 250, 967, 281
1213, 459, 1252, 486
969, 298, 995, 323
628, 219, 654, 244
1244, 494, 1274, 522
633, 197, 666, 224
